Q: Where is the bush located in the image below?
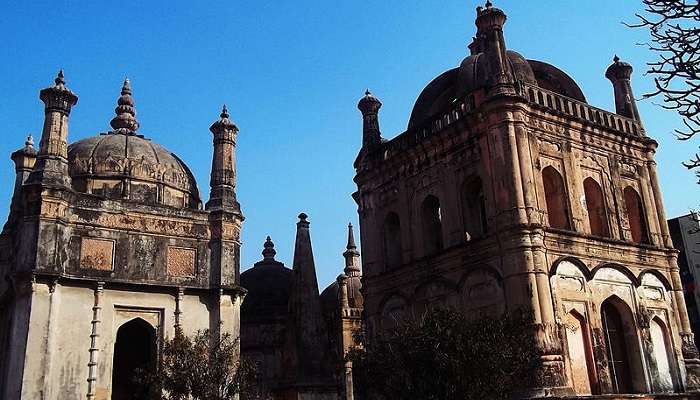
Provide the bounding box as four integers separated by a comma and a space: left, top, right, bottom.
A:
348, 308, 539, 400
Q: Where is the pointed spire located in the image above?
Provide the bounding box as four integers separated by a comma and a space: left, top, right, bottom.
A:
343, 222, 361, 276
262, 236, 277, 261
282, 212, 335, 387
110, 78, 140, 134
40, 69, 78, 113
55, 69, 65, 86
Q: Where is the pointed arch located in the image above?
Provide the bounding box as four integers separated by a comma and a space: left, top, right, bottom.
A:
542, 166, 571, 230
111, 317, 157, 400
638, 269, 672, 291
623, 186, 649, 244
600, 296, 646, 394
379, 293, 409, 330
564, 309, 596, 395
583, 177, 610, 237
383, 212, 403, 270
460, 176, 487, 240
649, 316, 675, 392
421, 195, 443, 255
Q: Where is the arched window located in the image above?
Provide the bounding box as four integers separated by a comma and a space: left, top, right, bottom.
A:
583, 177, 609, 237
111, 318, 157, 400
461, 177, 487, 240
422, 195, 443, 255
384, 212, 403, 269
623, 187, 649, 244
542, 166, 571, 230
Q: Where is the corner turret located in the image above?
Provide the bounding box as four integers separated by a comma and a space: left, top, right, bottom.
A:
606, 55, 642, 122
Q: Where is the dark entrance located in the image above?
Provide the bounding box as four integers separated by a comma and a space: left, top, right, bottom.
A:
601, 300, 632, 393
111, 318, 157, 400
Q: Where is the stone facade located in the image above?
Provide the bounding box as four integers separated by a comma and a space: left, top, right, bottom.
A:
0, 75, 244, 399
353, 3, 700, 397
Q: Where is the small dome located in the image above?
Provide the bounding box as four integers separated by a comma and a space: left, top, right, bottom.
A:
68, 133, 200, 208
321, 274, 363, 316
528, 60, 587, 103
457, 50, 536, 98
408, 50, 537, 129
240, 237, 292, 323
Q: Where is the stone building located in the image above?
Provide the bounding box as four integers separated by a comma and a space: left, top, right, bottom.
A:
240, 219, 363, 400
669, 213, 700, 349
0, 74, 244, 399
353, 2, 700, 397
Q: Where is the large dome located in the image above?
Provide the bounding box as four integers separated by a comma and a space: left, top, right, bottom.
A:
240, 237, 292, 323
67, 79, 201, 209
68, 133, 200, 208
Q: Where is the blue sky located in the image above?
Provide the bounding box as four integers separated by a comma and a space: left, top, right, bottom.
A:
1, 1, 698, 289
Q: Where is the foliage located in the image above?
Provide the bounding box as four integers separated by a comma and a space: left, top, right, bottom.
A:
137, 328, 267, 400
347, 308, 540, 400
629, 1, 700, 179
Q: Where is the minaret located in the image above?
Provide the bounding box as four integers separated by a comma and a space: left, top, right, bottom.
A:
282, 213, 334, 391
207, 104, 244, 291
606, 55, 642, 122
343, 222, 361, 277
11, 135, 37, 198
28, 70, 78, 187
3, 135, 37, 233
357, 90, 382, 150
206, 105, 240, 211
110, 78, 140, 134
473, 1, 515, 94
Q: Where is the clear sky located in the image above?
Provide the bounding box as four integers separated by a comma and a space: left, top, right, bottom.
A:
1, 1, 698, 290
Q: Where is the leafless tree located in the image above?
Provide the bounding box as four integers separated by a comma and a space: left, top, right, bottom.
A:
629, 1, 700, 179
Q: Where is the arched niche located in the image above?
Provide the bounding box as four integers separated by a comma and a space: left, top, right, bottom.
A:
412, 278, 456, 315
623, 186, 649, 244
639, 272, 670, 302
600, 296, 646, 394
461, 268, 505, 316
460, 176, 487, 240
551, 259, 588, 294
421, 195, 444, 255
380, 294, 409, 330
563, 309, 595, 395
648, 317, 675, 392
542, 166, 571, 230
383, 212, 403, 270
583, 177, 610, 237
111, 317, 158, 400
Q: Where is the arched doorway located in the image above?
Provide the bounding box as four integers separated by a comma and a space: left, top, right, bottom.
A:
111, 318, 157, 400
601, 298, 645, 394
564, 311, 594, 395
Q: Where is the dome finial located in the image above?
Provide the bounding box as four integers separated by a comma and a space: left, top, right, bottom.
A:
262, 236, 277, 260
613, 54, 620, 63
110, 78, 140, 134
485, 0, 493, 8
25, 134, 34, 148
346, 222, 357, 250
55, 69, 65, 86
221, 104, 229, 119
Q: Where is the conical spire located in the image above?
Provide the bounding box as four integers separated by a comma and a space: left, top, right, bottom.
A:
343, 222, 361, 276
282, 213, 335, 388
110, 78, 140, 134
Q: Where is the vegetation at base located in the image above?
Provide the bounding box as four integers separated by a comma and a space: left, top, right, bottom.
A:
136, 328, 268, 400
348, 307, 540, 400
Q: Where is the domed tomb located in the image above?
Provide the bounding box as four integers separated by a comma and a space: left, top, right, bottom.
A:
67, 79, 201, 209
